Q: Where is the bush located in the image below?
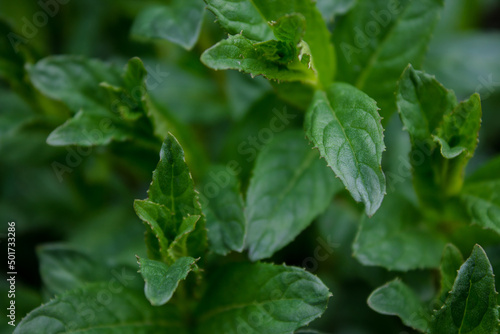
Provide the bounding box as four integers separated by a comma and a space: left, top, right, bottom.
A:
1, 0, 500, 333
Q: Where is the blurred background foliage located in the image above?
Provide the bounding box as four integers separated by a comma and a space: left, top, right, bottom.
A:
0, 0, 499, 333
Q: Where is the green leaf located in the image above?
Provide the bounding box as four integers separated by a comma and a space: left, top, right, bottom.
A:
195, 262, 331, 334
142, 133, 207, 257
131, 0, 205, 50
32, 56, 155, 147
368, 279, 429, 332
353, 194, 445, 271
138, 257, 197, 306
437, 244, 463, 305
245, 130, 341, 261
14, 283, 187, 334
167, 215, 201, 259
37, 244, 109, 297
461, 156, 500, 234
396, 65, 482, 204
397, 65, 456, 143
27, 55, 121, 113
202, 165, 246, 255
134, 200, 173, 262
333, 0, 443, 119
204, 0, 275, 41
429, 245, 499, 334
46, 109, 131, 146
270, 13, 306, 44
305, 83, 386, 216
201, 34, 317, 84
433, 93, 481, 160
100, 57, 148, 121
204, 0, 335, 87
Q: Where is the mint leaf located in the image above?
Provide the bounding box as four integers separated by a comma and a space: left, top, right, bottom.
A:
397, 65, 482, 203
353, 194, 445, 271
429, 245, 499, 334
271, 14, 306, 44
333, 0, 443, 119
201, 34, 317, 84
203, 166, 246, 255
167, 215, 201, 259
461, 156, 500, 234
31, 56, 155, 146
437, 244, 463, 305
433, 93, 481, 160
27, 55, 121, 112
138, 257, 197, 306
204, 0, 274, 41
245, 130, 341, 261
46, 109, 132, 146
204, 0, 335, 87
305, 83, 386, 216
134, 200, 173, 262
100, 57, 148, 121
14, 283, 186, 334
131, 0, 205, 50
142, 133, 207, 257
37, 244, 109, 297
195, 262, 331, 334
368, 279, 429, 332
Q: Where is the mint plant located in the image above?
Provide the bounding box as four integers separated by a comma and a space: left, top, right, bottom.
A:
2, 0, 500, 333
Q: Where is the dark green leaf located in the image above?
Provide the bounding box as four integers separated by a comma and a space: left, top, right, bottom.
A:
246, 130, 341, 261
353, 194, 445, 271
37, 244, 109, 297
134, 200, 173, 262
27, 55, 121, 113
46, 110, 131, 146
368, 279, 429, 331
138, 257, 197, 306
142, 133, 207, 257
204, 0, 335, 87
437, 244, 463, 305
333, 0, 443, 119
433, 93, 481, 160
429, 245, 499, 334
131, 0, 205, 50
305, 82, 386, 216
202, 165, 246, 255
397, 65, 482, 204
270, 13, 306, 44
201, 34, 317, 84
14, 283, 187, 334
195, 262, 331, 334
204, 0, 274, 41
100, 57, 148, 121
462, 156, 500, 234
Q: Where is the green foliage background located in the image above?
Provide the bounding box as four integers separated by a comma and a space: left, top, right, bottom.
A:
1, 0, 500, 333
